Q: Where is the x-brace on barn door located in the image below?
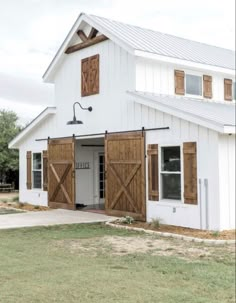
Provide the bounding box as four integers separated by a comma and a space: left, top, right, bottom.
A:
48, 138, 75, 210
105, 131, 146, 221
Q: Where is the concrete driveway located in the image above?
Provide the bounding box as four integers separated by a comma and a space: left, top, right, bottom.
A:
0, 209, 116, 230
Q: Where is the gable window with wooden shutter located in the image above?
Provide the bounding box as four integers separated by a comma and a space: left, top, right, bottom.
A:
81, 54, 99, 97
175, 70, 214, 99
147, 144, 159, 201
224, 79, 233, 101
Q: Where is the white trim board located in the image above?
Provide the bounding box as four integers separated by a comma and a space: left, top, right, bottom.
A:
9, 107, 57, 149
127, 91, 235, 134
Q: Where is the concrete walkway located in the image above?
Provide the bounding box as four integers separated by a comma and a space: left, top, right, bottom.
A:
0, 209, 116, 230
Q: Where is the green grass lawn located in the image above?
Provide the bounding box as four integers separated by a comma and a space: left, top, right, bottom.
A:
0, 224, 235, 303
0, 208, 23, 215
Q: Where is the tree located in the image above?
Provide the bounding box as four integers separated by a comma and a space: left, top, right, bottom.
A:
0, 110, 21, 183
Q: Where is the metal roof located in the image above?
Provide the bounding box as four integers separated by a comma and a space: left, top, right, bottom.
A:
128, 91, 236, 132
90, 14, 235, 70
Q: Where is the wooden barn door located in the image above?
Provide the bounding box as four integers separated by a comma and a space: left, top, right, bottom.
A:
105, 132, 146, 221
48, 138, 75, 210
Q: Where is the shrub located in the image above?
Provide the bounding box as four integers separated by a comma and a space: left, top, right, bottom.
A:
151, 218, 162, 229
119, 216, 134, 224
11, 195, 19, 202
211, 231, 220, 237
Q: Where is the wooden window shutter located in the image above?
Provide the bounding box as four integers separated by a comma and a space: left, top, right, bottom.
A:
81, 58, 90, 96
183, 142, 197, 205
89, 54, 99, 95
81, 54, 99, 96
26, 151, 32, 189
43, 150, 48, 191
203, 75, 212, 98
147, 144, 159, 201
224, 79, 232, 101
175, 70, 185, 95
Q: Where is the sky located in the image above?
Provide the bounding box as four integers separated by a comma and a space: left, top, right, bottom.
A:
0, 0, 235, 125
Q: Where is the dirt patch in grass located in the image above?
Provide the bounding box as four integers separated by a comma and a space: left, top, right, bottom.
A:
0, 202, 49, 212
55, 235, 235, 261
114, 221, 236, 240
0, 208, 24, 215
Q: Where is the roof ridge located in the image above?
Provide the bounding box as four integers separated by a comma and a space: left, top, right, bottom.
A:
88, 13, 235, 53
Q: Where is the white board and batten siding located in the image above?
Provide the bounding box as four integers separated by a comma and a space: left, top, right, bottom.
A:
17, 39, 135, 206
135, 56, 235, 101
16, 37, 235, 231
18, 129, 49, 207
53, 39, 135, 137
126, 102, 222, 230
218, 134, 235, 230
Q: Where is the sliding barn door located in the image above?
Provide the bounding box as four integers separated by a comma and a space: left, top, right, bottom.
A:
105, 132, 146, 221
48, 138, 75, 210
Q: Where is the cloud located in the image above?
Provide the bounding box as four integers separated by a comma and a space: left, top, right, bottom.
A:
0, 73, 53, 106
0, 98, 45, 126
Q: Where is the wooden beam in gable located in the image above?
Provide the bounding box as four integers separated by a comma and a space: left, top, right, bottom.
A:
65, 34, 108, 54
88, 27, 98, 39
77, 30, 88, 42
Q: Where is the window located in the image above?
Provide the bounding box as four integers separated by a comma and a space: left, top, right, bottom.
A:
81, 54, 99, 97
233, 82, 236, 101
99, 154, 105, 199
160, 146, 181, 200
186, 74, 202, 96
32, 153, 42, 189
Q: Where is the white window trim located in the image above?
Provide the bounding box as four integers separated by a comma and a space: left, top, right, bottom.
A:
158, 144, 184, 203
32, 152, 42, 190
185, 70, 203, 99
233, 81, 236, 101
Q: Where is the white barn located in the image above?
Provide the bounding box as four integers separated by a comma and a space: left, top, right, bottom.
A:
9, 13, 236, 231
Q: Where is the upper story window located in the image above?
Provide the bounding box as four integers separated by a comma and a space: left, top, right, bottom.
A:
224, 78, 235, 101
234, 82, 236, 100
32, 153, 42, 189
81, 54, 99, 97
175, 70, 212, 99
186, 74, 202, 96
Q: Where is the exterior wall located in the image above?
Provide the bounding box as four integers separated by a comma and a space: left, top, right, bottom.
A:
17, 39, 135, 206
53, 39, 135, 137
126, 102, 221, 230
218, 134, 235, 230
16, 38, 234, 231
135, 57, 235, 102
18, 124, 49, 207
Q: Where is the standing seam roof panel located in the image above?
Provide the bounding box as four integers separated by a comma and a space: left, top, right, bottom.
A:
90, 14, 235, 70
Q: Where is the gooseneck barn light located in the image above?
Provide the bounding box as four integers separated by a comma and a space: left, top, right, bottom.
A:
67, 102, 93, 125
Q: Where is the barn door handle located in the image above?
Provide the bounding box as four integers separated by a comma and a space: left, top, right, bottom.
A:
72, 170, 75, 178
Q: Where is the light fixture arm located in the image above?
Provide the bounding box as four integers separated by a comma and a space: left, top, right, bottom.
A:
73, 102, 92, 119
67, 101, 93, 125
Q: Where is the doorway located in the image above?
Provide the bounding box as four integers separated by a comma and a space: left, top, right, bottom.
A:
98, 153, 105, 205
